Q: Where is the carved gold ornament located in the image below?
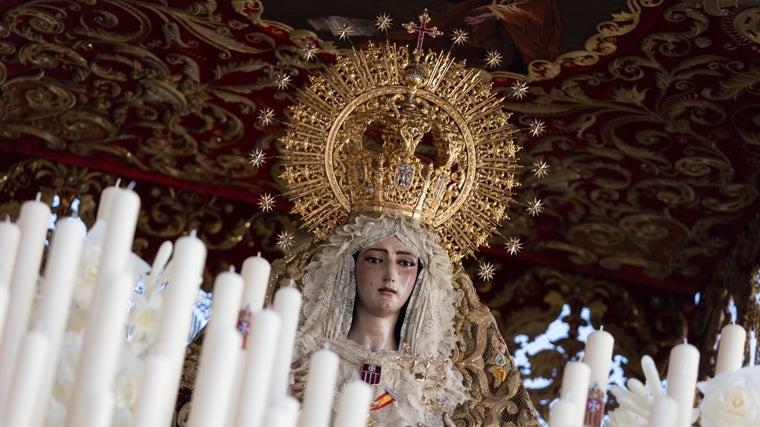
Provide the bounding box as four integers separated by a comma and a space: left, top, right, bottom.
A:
280, 42, 520, 261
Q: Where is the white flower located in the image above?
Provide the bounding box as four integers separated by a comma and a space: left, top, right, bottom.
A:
72, 229, 104, 311
607, 406, 649, 427
53, 330, 84, 404
113, 354, 146, 426
698, 366, 760, 427
127, 286, 163, 355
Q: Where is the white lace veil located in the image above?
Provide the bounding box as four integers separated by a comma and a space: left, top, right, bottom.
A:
295, 213, 460, 363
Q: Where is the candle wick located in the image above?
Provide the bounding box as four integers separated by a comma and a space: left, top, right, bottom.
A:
35, 192, 41, 202
115, 178, 122, 187
126, 181, 136, 191
257, 251, 262, 257
229, 266, 235, 273
288, 279, 295, 288
190, 229, 197, 238
4, 215, 9, 223
600, 325, 604, 331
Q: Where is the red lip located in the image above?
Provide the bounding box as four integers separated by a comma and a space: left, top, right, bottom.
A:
378, 287, 396, 295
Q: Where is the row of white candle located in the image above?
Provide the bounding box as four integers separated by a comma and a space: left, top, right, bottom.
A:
0, 186, 372, 427
549, 322, 748, 427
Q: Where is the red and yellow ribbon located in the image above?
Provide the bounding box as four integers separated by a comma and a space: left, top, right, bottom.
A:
370, 389, 397, 411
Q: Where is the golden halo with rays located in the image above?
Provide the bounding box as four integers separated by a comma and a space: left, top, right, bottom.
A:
280, 42, 521, 262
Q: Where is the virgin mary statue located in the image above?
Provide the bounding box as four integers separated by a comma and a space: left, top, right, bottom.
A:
269, 38, 541, 426
178, 19, 540, 427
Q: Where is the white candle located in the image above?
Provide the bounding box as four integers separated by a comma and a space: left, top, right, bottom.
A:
582, 328, 614, 395
208, 268, 244, 331
96, 180, 121, 223
84, 389, 115, 427
647, 395, 678, 427
666, 341, 699, 427
0, 217, 20, 358
666, 341, 700, 378
263, 396, 300, 427
0, 286, 7, 352
333, 379, 372, 427
234, 309, 282, 427
130, 355, 174, 427
230, 254, 268, 426
151, 230, 207, 427
35, 218, 86, 335
0, 331, 49, 426
268, 282, 303, 404
0, 216, 20, 286
30, 218, 85, 427
0, 216, 21, 342
665, 374, 697, 427
240, 253, 271, 311
715, 323, 746, 374
187, 327, 242, 427
0, 196, 50, 406
548, 398, 578, 427
559, 361, 590, 427
298, 345, 340, 427
66, 271, 135, 427
96, 186, 140, 277
66, 188, 140, 427
154, 230, 207, 356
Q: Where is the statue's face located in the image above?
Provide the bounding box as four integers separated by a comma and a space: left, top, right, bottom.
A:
354, 235, 419, 317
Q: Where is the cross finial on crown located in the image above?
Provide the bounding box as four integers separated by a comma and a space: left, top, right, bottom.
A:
402, 9, 443, 58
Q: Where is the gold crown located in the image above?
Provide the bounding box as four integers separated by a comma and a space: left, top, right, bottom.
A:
280, 41, 520, 261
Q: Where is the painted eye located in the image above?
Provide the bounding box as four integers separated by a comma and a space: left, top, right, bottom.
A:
399, 259, 416, 267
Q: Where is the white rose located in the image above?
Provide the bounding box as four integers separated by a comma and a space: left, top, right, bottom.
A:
127, 287, 163, 356
73, 245, 101, 309
114, 354, 145, 409
698, 367, 760, 427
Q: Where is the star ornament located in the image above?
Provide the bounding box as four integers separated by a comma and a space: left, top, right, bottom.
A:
375, 13, 392, 32
526, 198, 544, 217
302, 43, 318, 61
505, 237, 523, 255
257, 107, 275, 126
337, 24, 353, 40
274, 73, 292, 90
485, 50, 503, 68
528, 118, 546, 137
258, 193, 276, 212
451, 28, 469, 46
532, 160, 550, 178
276, 230, 295, 250
477, 261, 496, 282
510, 81, 529, 99
248, 149, 267, 168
